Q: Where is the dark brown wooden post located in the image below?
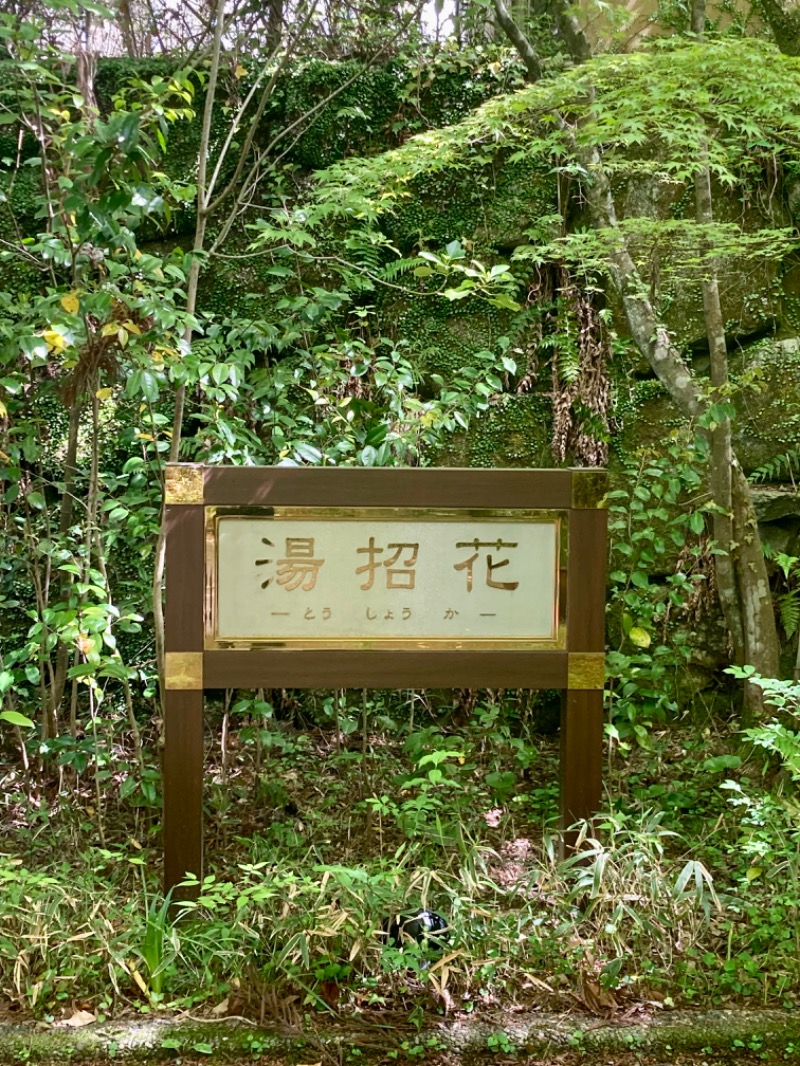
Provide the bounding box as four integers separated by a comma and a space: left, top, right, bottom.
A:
163, 464, 206, 900
560, 469, 608, 855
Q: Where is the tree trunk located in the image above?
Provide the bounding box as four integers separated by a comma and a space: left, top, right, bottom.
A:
691, 0, 779, 713
693, 152, 746, 656
152, 0, 226, 702
491, 0, 542, 79
490, 1, 782, 701
753, 0, 800, 55
266, 0, 283, 53
48, 398, 83, 736
732, 463, 780, 716
117, 0, 139, 58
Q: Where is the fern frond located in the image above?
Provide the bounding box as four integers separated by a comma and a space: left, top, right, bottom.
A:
745, 721, 800, 781
380, 257, 423, 283
779, 590, 800, 640
748, 447, 800, 483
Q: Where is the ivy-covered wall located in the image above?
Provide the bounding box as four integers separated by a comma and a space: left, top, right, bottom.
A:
3, 46, 800, 489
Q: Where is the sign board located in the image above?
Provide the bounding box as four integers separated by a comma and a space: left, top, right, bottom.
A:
210, 509, 563, 647
163, 466, 607, 897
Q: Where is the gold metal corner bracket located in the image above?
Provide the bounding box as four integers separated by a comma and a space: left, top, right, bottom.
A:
567, 652, 605, 690
165, 652, 204, 690
165, 464, 205, 506
571, 469, 608, 510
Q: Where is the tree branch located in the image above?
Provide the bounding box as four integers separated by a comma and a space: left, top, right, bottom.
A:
491, 0, 543, 81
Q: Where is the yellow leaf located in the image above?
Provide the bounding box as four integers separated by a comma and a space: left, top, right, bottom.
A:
746, 867, 762, 881
95, 387, 113, 400
628, 626, 651, 649
0, 400, 6, 419
123, 320, 142, 335
117, 328, 128, 348
234, 64, 247, 78
428, 949, 463, 974
42, 329, 67, 353
101, 323, 118, 337
60, 292, 80, 314
130, 963, 148, 995
77, 632, 95, 656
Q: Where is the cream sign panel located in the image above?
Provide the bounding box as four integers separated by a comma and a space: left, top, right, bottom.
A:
213, 510, 562, 646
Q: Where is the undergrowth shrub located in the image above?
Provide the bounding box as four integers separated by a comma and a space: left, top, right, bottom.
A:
0, 810, 724, 1014
606, 436, 710, 749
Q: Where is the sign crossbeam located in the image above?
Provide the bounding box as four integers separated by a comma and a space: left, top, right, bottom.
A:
163, 466, 607, 898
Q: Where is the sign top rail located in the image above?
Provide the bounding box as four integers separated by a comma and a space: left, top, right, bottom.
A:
164, 464, 608, 510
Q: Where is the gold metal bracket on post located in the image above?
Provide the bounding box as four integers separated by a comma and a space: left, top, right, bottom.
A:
165, 465, 205, 505
571, 469, 608, 510
567, 652, 605, 690
165, 652, 204, 690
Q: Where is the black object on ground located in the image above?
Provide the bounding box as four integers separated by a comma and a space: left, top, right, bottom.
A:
382, 909, 450, 950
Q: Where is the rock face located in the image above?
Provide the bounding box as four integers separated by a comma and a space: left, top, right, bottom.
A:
612, 173, 791, 351
611, 338, 800, 475
438, 394, 554, 469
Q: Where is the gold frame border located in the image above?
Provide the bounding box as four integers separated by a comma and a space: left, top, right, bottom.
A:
567, 652, 605, 690
571, 469, 608, 510
165, 651, 204, 690
204, 506, 568, 651
165, 464, 205, 506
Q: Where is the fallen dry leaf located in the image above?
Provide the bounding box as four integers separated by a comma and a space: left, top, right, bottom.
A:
63, 1009, 96, 1028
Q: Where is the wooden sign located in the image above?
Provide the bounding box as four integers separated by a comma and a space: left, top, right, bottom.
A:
163, 466, 607, 897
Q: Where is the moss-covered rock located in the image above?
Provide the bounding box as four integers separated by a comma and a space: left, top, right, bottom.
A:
610, 174, 788, 350
612, 338, 800, 476
383, 154, 556, 254
438, 393, 554, 468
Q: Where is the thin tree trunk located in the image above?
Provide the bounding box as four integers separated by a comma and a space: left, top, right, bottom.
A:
732, 464, 780, 717
50, 399, 82, 734
491, 0, 542, 79
692, 0, 778, 712
693, 149, 745, 659
151, 0, 226, 701
266, 0, 283, 52
76, 11, 98, 123
117, 0, 139, 58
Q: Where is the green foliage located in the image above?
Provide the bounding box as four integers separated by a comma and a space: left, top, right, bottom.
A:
0, 11, 198, 762
4, 0, 800, 1028
727, 667, 800, 779
140, 891, 177, 997
313, 36, 800, 356
605, 437, 710, 746
318, 38, 800, 202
